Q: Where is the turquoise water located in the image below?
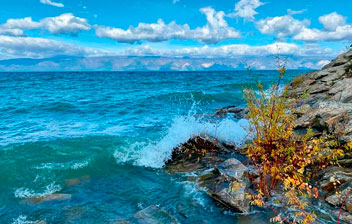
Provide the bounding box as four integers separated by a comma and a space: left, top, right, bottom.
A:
0, 71, 306, 223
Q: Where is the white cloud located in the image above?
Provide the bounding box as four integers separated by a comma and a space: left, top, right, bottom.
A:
292, 12, 352, 42
41, 13, 91, 35
120, 42, 337, 58
293, 26, 352, 42
0, 17, 41, 36
0, 14, 91, 36
256, 15, 310, 38
0, 35, 108, 59
95, 7, 240, 44
287, 9, 306, 15
319, 12, 346, 31
257, 12, 352, 42
40, 0, 64, 8
229, 0, 264, 21
317, 59, 331, 68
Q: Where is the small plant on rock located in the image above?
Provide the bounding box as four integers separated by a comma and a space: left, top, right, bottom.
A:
244, 62, 344, 223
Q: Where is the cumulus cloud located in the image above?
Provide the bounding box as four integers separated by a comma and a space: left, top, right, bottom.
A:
257, 12, 352, 42
40, 0, 64, 8
256, 15, 310, 39
229, 0, 264, 21
293, 12, 352, 42
41, 13, 91, 35
0, 17, 41, 36
95, 7, 240, 44
319, 12, 347, 31
0, 13, 91, 36
0, 35, 109, 59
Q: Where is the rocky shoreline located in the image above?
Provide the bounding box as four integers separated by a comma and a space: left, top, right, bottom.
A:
165, 49, 352, 223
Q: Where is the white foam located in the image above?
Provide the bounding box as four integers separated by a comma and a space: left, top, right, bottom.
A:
117, 110, 249, 168
14, 182, 61, 198
12, 215, 38, 224
34, 160, 89, 170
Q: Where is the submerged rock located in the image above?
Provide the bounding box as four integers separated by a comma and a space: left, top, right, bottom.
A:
24, 193, 72, 204
133, 205, 178, 224
198, 158, 250, 213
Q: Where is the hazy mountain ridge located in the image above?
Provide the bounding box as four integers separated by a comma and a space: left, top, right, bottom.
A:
0, 55, 333, 71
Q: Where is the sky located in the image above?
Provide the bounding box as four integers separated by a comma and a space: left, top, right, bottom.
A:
0, 0, 351, 71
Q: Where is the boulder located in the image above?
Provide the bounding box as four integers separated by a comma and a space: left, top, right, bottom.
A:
198, 158, 250, 213
164, 136, 234, 173
133, 205, 178, 224
288, 49, 352, 142
215, 106, 247, 119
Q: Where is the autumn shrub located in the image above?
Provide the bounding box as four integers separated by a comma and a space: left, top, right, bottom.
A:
244, 66, 344, 223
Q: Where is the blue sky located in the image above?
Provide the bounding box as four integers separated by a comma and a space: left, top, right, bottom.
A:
0, 0, 351, 71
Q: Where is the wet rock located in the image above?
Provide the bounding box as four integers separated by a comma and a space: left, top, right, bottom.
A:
217, 158, 248, 181
198, 158, 250, 213
165, 136, 234, 173
65, 178, 80, 187
25, 193, 72, 203
133, 205, 178, 224
215, 106, 247, 119
65, 175, 90, 187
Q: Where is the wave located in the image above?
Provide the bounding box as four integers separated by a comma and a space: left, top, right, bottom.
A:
14, 182, 61, 199
148, 91, 241, 104
34, 160, 89, 170
12, 215, 39, 224
114, 107, 249, 168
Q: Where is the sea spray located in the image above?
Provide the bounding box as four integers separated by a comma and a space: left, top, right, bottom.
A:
113, 106, 249, 168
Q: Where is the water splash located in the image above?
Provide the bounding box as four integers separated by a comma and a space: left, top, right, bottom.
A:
114, 106, 249, 168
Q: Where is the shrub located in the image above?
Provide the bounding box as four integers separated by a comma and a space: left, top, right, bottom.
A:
244, 66, 344, 223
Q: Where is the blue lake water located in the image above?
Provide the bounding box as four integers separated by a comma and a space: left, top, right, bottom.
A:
0, 71, 307, 223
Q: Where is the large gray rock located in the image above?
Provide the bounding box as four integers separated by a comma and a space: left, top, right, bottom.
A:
198, 158, 250, 213
133, 205, 178, 224
288, 49, 352, 142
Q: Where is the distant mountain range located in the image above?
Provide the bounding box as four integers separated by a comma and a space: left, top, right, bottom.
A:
0, 55, 332, 71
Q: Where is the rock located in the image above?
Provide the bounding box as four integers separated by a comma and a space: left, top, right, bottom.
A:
133, 205, 178, 224
164, 136, 234, 173
293, 102, 352, 140
198, 158, 250, 213
215, 106, 247, 119
325, 181, 352, 213
217, 158, 248, 181
320, 166, 352, 192
25, 193, 71, 204
65, 178, 80, 186
288, 49, 352, 142
333, 210, 352, 224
